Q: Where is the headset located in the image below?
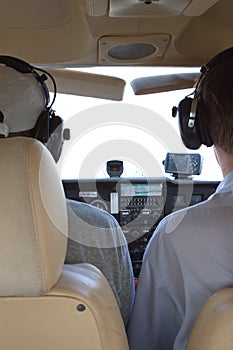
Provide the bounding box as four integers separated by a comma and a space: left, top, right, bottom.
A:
0, 55, 65, 144
175, 47, 233, 150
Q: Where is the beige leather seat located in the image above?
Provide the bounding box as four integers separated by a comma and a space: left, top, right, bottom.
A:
0, 137, 129, 350
186, 288, 233, 350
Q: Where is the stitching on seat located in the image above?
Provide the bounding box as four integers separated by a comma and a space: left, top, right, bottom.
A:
25, 138, 47, 294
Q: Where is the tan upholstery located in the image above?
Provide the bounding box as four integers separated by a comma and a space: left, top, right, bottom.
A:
0, 137, 129, 350
186, 288, 233, 350
0, 137, 68, 296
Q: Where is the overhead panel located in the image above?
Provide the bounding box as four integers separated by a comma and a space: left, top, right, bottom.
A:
108, 0, 220, 17
0, 0, 96, 65
183, 0, 220, 16
109, 0, 192, 17
0, 0, 72, 28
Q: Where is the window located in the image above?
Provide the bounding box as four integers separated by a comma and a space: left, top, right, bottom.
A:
53, 67, 222, 182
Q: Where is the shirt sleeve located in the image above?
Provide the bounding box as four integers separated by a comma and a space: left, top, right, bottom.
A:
65, 198, 135, 326
127, 222, 182, 350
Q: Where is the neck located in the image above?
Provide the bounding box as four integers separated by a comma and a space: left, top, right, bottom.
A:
214, 145, 233, 177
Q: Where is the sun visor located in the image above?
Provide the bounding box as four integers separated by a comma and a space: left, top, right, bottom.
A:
131, 73, 199, 95
46, 68, 126, 101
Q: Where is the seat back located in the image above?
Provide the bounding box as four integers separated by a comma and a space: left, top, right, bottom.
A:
0, 137, 68, 296
186, 288, 233, 350
0, 137, 129, 350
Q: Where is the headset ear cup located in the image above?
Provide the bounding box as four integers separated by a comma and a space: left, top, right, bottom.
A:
48, 114, 63, 136
197, 101, 213, 147
178, 97, 202, 149
34, 111, 64, 161
33, 109, 50, 143
46, 114, 64, 162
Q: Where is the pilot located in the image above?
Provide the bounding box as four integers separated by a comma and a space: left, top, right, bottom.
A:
127, 47, 233, 349
0, 56, 135, 326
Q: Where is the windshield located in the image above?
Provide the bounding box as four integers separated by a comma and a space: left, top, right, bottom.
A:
53, 67, 223, 182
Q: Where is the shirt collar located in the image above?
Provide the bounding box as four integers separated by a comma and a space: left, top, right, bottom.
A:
215, 170, 233, 194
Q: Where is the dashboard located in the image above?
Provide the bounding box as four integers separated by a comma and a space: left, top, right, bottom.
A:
63, 177, 219, 278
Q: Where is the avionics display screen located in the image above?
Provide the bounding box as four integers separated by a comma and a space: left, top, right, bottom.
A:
166, 153, 192, 173
120, 183, 163, 197
164, 153, 202, 175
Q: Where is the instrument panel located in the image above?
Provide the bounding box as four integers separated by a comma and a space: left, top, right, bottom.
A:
63, 177, 219, 278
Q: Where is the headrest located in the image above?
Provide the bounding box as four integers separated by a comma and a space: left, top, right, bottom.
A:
0, 137, 68, 296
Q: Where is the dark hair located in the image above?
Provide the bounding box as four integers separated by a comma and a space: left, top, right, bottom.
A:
197, 59, 233, 154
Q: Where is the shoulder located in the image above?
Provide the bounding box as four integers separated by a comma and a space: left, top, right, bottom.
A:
157, 196, 214, 236
145, 199, 210, 257
66, 198, 128, 247
66, 198, 119, 226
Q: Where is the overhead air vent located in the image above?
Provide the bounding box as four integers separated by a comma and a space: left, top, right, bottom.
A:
98, 34, 170, 64
108, 43, 156, 60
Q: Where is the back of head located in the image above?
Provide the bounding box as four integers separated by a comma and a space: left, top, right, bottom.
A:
176, 47, 233, 151
197, 50, 233, 154
0, 55, 67, 162
0, 56, 49, 137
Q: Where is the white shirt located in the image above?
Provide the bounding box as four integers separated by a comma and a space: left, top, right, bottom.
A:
127, 171, 233, 349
